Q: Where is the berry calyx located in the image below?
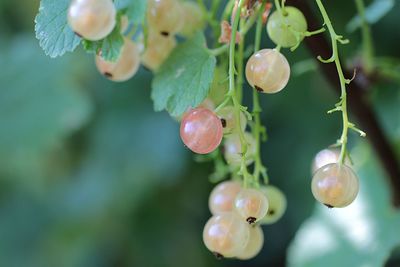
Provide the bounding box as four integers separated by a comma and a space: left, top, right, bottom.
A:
245, 49, 290, 94
311, 163, 359, 208
180, 107, 223, 154
67, 0, 116, 41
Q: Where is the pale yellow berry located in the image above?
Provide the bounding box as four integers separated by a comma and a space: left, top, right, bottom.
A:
209, 181, 241, 214
311, 163, 359, 208
147, 0, 183, 36
179, 1, 205, 37
260, 185, 287, 225
217, 106, 247, 134
235, 188, 269, 224
224, 132, 256, 166
203, 213, 250, 258
95, 37, 140, 82
237, 225, 264, 260
245, 49, 290, 94
141, 32, 177, 71
68, 0, 116, 41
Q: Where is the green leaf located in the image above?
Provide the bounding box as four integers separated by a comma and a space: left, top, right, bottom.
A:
287, 143, 400, 267
151, 33, 216, 117
82, 25, 124, 62
35, 0, 81, 58
115, 0, 147, 24
346, 0, 395, 32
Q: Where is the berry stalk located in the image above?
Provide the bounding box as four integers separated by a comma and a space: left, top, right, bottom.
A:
228, 0, 253, 186
314, 0, 365, 165
252, 3, 269, 184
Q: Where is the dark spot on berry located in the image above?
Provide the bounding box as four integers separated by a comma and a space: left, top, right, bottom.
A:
221, 118, 227, 128
161, 31, 170, 37
324, 204, 334, 209
213, 252, 223, 260
104, 72, 113, 78
246, 217, 257, 224
74, 31, 83, 38
255, 86, 263, 92
268, 209, 275, 215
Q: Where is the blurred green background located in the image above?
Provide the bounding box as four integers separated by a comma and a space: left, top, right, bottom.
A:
0, 0, 400, 266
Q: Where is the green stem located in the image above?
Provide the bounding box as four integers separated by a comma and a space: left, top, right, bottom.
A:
315, 0, 351, 164
252, 6, 269, 185
228, 0, 252, 187
236, 19, 245, 104
355, 0, 374, 73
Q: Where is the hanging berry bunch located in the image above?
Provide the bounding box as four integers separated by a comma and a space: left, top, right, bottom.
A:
34, 0, 366, 261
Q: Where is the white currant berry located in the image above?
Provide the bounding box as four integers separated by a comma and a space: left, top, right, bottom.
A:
224, 132, 256, 166
260, 185, 287, 225
235, 188, 269, 224
147, 0, 183, 36
311, 163, 359, 208
141, 32, 177, 71
68, 0, 116, 41
179, 1, 205, 37
209, 181, 241, 215
203, 212, 250, 258
217, 106, 247, 134
267, 6, 308, 48
237, 225, 264, 260
311, 148, 350, 174
180, 107, 223, 154
95, 37, 140, 82
245, 49, 290, 94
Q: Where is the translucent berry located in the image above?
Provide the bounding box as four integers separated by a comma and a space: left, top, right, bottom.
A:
237, 225, 264, 260
203, 213, 250, 258
260, 185, 287, 225
245, 49, 290, 94
147, 0, 183, 36
209, 181, 241, 215
180, 108, 223, 154
95, 38, 140, 82
235, 188, 269, 224
311, 148, 350, 174
141, 32, 176, 71
267, 6, 308, 48
311, 163, 359, 208
224, 132, 256, 166
179, 2, 205, 37
217, 106, 247, 134
68, 0, 116, 41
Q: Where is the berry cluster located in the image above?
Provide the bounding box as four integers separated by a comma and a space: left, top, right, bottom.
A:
61, 0, 365, 261
204, 181, 286, 259
67, 0, 203, 81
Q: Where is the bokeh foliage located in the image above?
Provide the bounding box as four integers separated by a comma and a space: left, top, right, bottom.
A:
0, 0, 399, 267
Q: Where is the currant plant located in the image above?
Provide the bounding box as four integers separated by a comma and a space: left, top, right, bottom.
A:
34, 0, 368, 261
